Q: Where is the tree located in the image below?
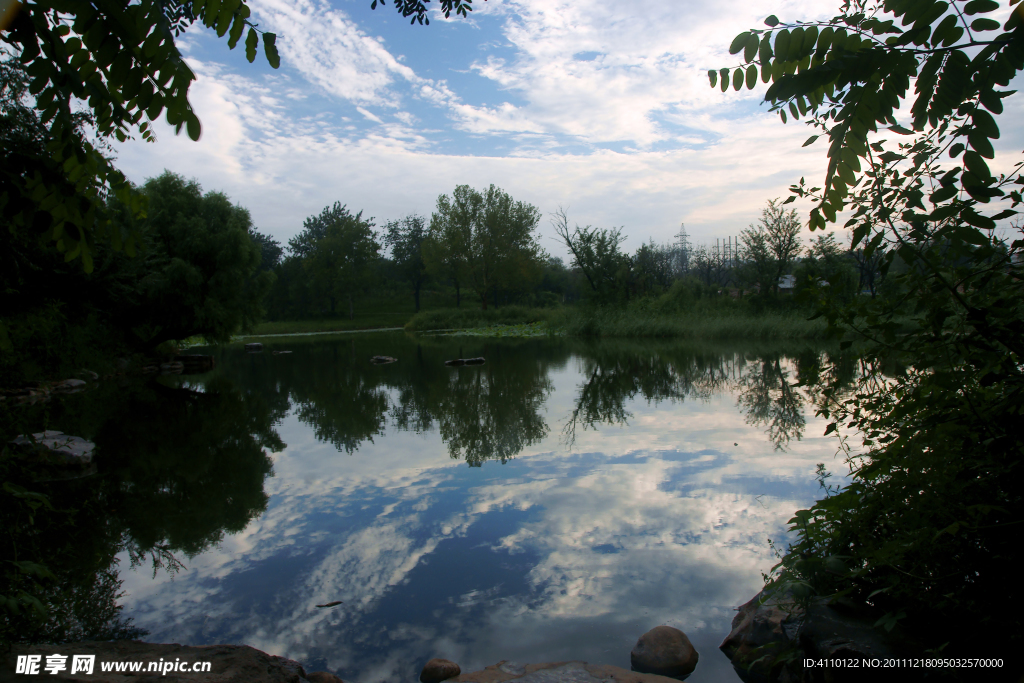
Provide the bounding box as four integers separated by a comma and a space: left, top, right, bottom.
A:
716, 0, 1024, 665
384, 215, 429, 312
551, 207, 632, 303
739, 198, 802, 296
0, 0, 281, 273
428, 185, 544, 310
118, 171, 273, 346
251, 231, 283, 272
295, 203, 380, 319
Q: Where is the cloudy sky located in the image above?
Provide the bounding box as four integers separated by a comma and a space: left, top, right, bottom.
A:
110, 0, 1022, 258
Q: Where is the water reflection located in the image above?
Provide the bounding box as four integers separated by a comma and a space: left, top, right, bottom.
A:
0, 377, 281, 644
2, 334, 853, 682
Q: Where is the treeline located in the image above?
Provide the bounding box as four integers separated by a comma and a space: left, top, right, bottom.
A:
260, 184, 578, 320
259, 190, 897, 325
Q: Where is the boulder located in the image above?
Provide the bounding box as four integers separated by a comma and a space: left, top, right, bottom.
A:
421, 658, 461, 683
369, 355, 398, 364
630, 626, 699, 678
52, 379, 88, 393
452, 661, 681, 683
159, 361, 184, 375
176, 355, 216, 373
11, 431, 95, 465
245, 342, 264, 352
6, 640, 308, 682
720, 589, 900, 682
307, 673, 345, 683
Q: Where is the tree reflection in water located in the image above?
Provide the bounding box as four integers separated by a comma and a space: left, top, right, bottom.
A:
1, 334, 856, 647
0, 377, 283, 644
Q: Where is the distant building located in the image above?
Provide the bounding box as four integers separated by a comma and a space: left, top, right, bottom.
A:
778, 274, 796, 293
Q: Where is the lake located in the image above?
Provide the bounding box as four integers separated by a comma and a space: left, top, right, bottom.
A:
4, 332, 852, 682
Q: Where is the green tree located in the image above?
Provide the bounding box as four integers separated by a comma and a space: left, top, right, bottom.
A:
422, 190, 471, 307
739, 198, 802, 296
716, 0, 1024, 663
251, 231, 283, 272
0, 0, 281, 272
551, 207, 632, 303
117, 171, 273, 346
384, 215, 429, 312
294, 203, 380, 319
428, 185, 544, 310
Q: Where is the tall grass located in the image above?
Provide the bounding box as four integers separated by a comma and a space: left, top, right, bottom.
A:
404, 305, 558, 332
550, 307, 829, 340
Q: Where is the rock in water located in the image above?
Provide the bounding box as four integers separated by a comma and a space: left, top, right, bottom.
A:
369, 355, 397, 364
245, 342, 264, 352
11, 431, 95, 464
420, 658, 461, 683
631, 625, 699, 678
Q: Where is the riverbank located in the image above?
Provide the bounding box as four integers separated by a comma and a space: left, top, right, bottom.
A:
261, 305, 831, 341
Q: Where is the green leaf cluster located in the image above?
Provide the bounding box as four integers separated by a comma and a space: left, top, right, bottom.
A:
1, 0, 279, 273
712, 0, 1022, 231
715, 0, 1024, 660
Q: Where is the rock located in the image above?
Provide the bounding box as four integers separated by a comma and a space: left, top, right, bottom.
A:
76, 369, 100, 381
273, 350, 293, 355
720, 589, 901, 682
421, 658, 461, 683
176, 354, 216, 373
307, 673, 345, 683
245, 342, 264, 352
10, 431, 97, 481
159, 361, 184, 375
12, 431, 95, 464
630, 626, 699, 678
444, 358, 485, 367
52, 379, 88, 393
369, 355, 397, 364
141, 364, 159, 374
453, 661, 681, 683
6, 640, 308, 682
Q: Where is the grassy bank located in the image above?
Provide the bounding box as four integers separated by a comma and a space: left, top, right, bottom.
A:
250, 315, 406, 336
403, 305, 558, 332
552, 307, 830, 340
259, 303, 831, 340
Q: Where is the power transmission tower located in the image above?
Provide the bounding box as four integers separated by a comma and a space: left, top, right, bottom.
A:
675, 223, 690, 275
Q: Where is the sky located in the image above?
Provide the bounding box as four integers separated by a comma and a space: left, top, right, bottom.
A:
109, 0, 1023, 259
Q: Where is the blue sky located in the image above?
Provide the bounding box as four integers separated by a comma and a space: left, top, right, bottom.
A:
110, 0, 1023, 258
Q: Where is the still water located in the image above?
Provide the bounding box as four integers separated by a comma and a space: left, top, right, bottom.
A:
10, 332, 851, 682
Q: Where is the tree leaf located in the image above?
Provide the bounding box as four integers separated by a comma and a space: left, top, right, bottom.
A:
765, 15, 780, 27
263, 33, 281, 69
729, 32, 749, 55
970, 18, 1000, 31
245, 27, 258, 63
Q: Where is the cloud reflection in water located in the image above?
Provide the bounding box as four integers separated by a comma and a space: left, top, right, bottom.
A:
118, 338, 845, 683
